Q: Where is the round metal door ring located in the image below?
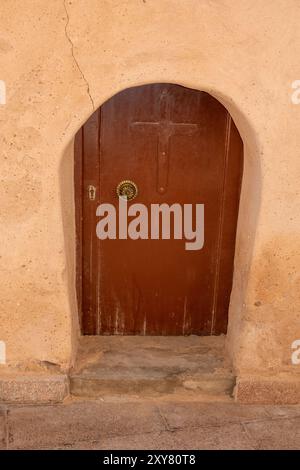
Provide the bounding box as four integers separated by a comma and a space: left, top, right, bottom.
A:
116, 180, 138, 201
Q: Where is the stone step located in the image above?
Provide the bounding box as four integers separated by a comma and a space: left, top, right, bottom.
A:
69, 336, 235, 398
70, 372, 235, 397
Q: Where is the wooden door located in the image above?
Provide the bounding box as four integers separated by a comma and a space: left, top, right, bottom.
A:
75, 84, 243, 335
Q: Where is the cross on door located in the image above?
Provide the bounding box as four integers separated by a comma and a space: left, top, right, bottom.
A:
131, 89, 198, 194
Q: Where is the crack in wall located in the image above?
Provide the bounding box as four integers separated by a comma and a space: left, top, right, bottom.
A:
63, 0, 95, 111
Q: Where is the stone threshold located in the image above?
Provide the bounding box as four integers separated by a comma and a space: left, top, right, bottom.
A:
69, 335, 235, 399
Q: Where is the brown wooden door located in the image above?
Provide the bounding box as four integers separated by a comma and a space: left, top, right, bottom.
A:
75, 84, 243, 335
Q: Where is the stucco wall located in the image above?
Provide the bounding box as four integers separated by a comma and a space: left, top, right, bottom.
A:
0, 0, 299, 402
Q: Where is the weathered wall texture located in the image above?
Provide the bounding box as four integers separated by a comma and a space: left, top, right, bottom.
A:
0, 0, 299, 402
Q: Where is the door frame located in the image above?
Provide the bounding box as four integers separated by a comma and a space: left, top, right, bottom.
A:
73, 84, 244, 337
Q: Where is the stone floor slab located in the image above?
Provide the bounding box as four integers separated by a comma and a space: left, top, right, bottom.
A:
56, 431, 179, 450
0, 407, 7, 449
244, 417, 300, 450
59, 423, 254, 450
170, 423, 255, 450
5, 399, 300, 450
264, 404, 300, 419
158, 402, 270, 429
7, 401, 165, 450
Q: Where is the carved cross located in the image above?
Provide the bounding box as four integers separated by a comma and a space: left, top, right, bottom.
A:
131, 89, 198, 194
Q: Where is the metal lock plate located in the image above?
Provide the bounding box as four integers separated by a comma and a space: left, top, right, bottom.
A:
88, 185, 96, 200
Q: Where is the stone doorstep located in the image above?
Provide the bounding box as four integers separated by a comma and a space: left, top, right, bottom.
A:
69, 373, 235, 398
0, 374, 69, 404
68, 335, 233, 399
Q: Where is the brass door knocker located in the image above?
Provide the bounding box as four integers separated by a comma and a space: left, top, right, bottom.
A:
116, 180, 138, 201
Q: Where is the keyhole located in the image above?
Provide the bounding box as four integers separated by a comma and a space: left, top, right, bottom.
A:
88, 185, 96, 201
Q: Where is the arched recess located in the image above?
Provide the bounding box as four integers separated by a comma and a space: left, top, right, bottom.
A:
59, 80, 261, 371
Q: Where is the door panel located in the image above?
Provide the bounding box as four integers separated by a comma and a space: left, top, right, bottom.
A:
75, 84, 243, 335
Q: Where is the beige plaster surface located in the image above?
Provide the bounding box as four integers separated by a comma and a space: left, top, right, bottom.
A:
0, 0, 299, 402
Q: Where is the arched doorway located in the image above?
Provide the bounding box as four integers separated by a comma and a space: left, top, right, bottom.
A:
74, 83, 243, 336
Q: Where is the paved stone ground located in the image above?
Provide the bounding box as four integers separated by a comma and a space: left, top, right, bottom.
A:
0, 398, 300, 450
